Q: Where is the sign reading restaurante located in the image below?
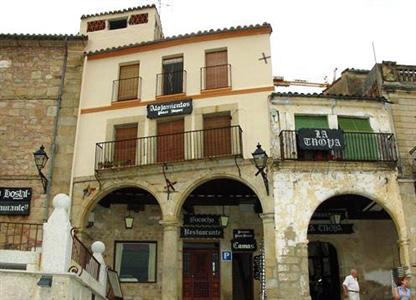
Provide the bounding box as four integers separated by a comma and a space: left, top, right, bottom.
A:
297, 128, 344, 151
180, 226, 224, 238
0, 187, 31, 215
147, 99, 192, 119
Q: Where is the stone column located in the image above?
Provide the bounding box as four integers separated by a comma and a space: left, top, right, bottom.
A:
399, 238, 411, 267
260, 212, 278, 300
160, 218, 180, 300
41, 193, 72, 273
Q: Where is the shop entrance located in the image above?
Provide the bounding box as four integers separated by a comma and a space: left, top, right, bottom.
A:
308, 241, 340, 300
183, 243, 220, 300
232, 252, 253, 300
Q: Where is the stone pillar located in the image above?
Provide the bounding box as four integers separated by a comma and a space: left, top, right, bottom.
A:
160, 218, 180, 300
91, 241, 107, 288
260, 212, 278, 300
399, 238, 411, 267
41, 193, 72, 273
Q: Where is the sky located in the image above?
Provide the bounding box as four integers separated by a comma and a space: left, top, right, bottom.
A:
1, 0, 414, 92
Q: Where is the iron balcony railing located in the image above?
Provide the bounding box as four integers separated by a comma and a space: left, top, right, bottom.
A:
71, 229, 100, 281
156, 70, 187, 97
0, 222, 43, 251
95, 125, 243, 170
112, 76, 142, 102
279, 130, 397, 162
200, 64, 232, 91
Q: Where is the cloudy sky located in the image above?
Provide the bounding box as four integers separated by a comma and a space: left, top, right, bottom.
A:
1, 0, 414, 91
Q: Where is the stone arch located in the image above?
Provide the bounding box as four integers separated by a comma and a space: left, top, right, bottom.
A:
172, 172, 271, 218
78, 182, 164, 229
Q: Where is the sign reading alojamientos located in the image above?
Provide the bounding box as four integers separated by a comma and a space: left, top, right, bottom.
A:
0, 187, 31, 215
297, 128, 344, 151
147, 99, 192, 119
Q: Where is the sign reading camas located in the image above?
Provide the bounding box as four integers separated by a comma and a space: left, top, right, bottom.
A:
147, 99, 192, 119
297, 128, 344, 151
0, 187, 31, 215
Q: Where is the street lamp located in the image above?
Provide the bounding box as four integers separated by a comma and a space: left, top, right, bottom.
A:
252, 143, 269, 195
33, 145, 49, 194
124, 209, 134, 229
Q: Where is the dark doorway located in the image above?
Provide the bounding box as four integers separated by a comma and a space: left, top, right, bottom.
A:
308, 241, 340, 300
232, 252, 253, 300
183, 243, 220, 300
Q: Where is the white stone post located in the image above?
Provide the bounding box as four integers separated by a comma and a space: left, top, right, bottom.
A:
41, 193, 73, 273
92, 241, 107, 288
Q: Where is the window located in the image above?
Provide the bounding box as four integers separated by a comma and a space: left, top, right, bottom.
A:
117, 64, 140, 101
109, 18, 128, 30
204, 50, 229, 90
161, 57, 184, 95
295, 115, 329, 160
115, 241, 157, 283
203, 114, 231, 157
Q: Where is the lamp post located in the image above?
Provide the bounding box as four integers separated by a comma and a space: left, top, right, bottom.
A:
252, 143, 269, 195
33, 145, 49, 194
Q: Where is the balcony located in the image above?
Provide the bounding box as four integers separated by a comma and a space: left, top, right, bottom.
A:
112, 76, 142, 102
156, 70, 187, 97
95, 126, 243, 170
279, 130, 397, 162
200, 64, 232, 91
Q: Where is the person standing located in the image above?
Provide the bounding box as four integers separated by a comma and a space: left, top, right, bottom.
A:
393, 276, 413, 300
342, 269, 360, 299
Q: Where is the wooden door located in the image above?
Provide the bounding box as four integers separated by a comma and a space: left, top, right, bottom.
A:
183, 248, 220, 300
203, 115, 231, 157
157, 119, 184, 162
205, 51, 228, 89
114, 125, 137, 167
118, 64, 140, 101
232, 253, 253, 300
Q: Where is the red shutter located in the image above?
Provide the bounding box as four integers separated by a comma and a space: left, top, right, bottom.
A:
205, 51, 228, 89
203, 115, 231, 157
114, 125, 137, 166
118, 64, 140, 101
157, 119, 184, 162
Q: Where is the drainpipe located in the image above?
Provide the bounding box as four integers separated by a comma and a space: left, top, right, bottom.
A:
68, 54, 88, 220
43, 38, 68, 222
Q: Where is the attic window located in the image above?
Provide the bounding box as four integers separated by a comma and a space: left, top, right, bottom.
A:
109, 18, 128, 30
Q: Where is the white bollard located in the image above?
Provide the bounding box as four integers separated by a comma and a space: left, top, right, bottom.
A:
41, 194, 73, 273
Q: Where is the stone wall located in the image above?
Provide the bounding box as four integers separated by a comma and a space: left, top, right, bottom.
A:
0, 37, 85, 223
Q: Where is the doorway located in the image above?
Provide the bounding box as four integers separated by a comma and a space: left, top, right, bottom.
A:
183, 243, 220, 300
232, 252, 253, 300
308, 241, 340, 300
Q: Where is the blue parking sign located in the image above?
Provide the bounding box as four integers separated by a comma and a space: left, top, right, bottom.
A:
222, 251, 232, 261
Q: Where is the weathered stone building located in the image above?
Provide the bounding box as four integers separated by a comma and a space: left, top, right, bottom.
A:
0, 34, 86, 223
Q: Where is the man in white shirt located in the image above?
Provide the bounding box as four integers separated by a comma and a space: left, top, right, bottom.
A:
343, 269, 360, 299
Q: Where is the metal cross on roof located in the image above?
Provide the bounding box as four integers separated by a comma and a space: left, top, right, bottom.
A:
258, 52, 271, 64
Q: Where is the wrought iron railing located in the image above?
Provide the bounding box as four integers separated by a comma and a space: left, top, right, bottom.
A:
71, 230, 100, 281
0, 222, 43, 251
200, 64, 232, 90
156, 70, 187, 96
112, 76, 142, 102
279, 130, 397, 162
95, 125, 243, 170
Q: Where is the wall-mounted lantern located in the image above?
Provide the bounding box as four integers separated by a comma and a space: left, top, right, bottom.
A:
252, 143, 269, 195
33, 145, 49, 194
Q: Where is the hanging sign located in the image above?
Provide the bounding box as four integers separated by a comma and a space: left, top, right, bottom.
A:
297, 128, 344, 151
147, 99, 192, 119
0, 187, 31, 215
308, 223, 354, 234
233, 229, 255, 239
180, 226, 224, 238
231, 238, 257, 251
183, 214, 221, 226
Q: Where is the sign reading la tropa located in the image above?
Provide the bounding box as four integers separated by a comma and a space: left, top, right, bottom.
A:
147, 99, 192, 119
297, 128, 344, 151
0, 187, 32, 215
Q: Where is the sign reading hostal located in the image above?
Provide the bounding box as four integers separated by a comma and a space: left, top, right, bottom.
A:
297, 128, 344, 151
0, 187, 31, 215
147, 99, 192, 119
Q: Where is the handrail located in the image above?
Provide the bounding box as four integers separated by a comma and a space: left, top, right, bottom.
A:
0, 222, 43, 251
71, 229, 100, 281
200, 64, 232, 90
156, 70, 187, 96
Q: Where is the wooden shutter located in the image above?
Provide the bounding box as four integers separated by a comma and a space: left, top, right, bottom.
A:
114, 125, 137, 166
203, 115, 231, 157
205, 51, 228, 90
157, 119, 184, 162
118, 64, 140, 101
295, 115, 328, 129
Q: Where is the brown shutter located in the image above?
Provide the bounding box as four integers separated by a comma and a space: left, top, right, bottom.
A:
114, 125, 137, 166
157, 119, 184, 162
205, 51, 228, 89
203, 115, 231, 157
118, 64, 140, 101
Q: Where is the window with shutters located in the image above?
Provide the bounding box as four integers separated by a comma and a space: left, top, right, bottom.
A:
157, 119, 184, 162
203, 114, 232, 157
114, 124, 138, 167
203, 50, 229, 90
116, 64, 140, 101
158, 56, 184, 96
